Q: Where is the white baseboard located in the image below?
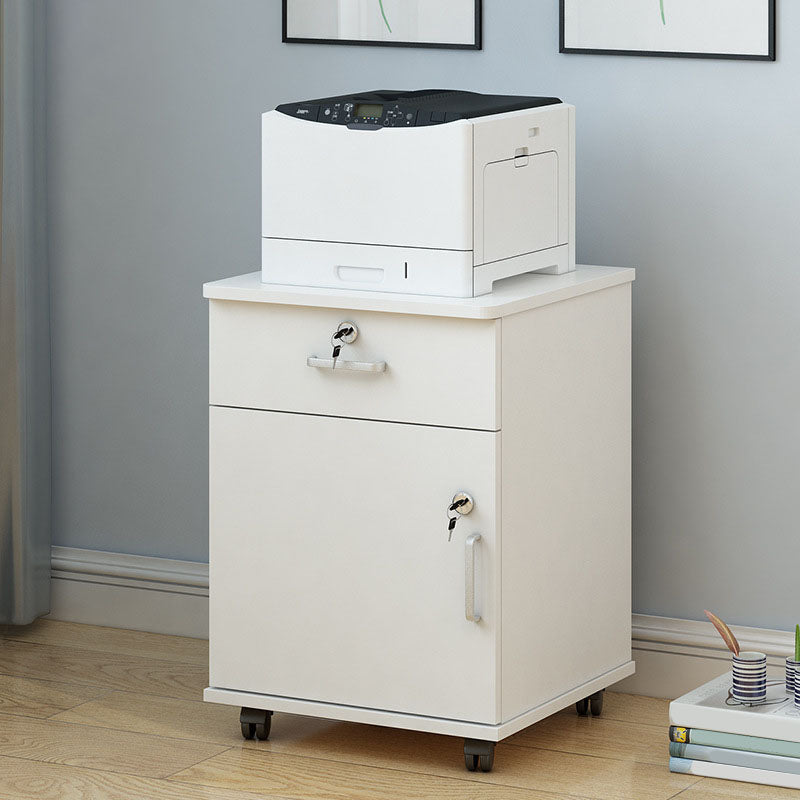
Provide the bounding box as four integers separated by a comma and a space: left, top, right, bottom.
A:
48, 546, 209, 639
46, 548, 795, 697
619, 614, 794, 698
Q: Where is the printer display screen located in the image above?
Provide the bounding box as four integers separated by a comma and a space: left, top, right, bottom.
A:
355, 103, 383, 119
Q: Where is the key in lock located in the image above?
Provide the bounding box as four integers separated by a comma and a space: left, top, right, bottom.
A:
331, 321, 358, 362
447, 492, 474, 541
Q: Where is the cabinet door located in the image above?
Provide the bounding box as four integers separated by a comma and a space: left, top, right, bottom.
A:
210, 406, 499, 724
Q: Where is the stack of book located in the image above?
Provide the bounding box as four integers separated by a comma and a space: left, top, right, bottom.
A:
669, 673, 800, 790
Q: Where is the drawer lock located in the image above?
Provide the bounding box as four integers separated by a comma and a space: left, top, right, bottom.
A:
307, 321, 387, 372
331, 322, 358, 360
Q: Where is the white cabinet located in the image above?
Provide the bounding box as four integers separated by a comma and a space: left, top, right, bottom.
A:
204, 267, 636, 770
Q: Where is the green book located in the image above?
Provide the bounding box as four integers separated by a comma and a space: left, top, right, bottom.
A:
670, 726, 800, 759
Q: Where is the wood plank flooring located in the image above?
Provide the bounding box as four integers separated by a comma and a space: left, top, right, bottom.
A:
0, 619, 785, 799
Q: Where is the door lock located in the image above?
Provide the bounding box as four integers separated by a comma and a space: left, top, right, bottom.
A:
447, 492, 474, 541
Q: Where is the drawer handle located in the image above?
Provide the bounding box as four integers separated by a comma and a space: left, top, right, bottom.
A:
465, 533, 482, 623
307, 356, 387, 373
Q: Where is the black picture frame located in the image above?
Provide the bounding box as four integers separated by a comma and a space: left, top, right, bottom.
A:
282, 0, 482, 50
559, 0, 775, 61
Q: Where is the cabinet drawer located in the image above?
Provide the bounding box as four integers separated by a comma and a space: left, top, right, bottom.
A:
209, 301, 500, 430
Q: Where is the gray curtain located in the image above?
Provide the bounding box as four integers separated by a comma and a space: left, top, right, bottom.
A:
0, 0, 50, 624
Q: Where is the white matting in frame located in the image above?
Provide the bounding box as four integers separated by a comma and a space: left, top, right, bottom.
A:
560, 0, 775, 60
283, 0, 482, 49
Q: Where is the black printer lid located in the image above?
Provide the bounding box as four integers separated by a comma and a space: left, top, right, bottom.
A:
275, 89, 562, 128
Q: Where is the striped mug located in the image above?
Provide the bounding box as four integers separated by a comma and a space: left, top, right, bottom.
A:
731, 651, 767, 704
787, 657, 800, 695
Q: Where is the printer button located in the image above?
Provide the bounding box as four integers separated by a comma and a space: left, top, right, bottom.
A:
430, 111, 446, 123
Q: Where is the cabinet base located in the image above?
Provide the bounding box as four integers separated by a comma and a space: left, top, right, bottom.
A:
204, 660, 634, 742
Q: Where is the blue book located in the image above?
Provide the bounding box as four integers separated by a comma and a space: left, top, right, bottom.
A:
670, 741, 800, 775
670, 756, 800, 790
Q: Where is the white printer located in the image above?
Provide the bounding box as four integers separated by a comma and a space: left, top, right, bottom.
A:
261, 89, 575, 298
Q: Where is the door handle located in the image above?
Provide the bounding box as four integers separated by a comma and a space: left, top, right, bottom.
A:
306, 356, 387, 372
465, 533, 482, 623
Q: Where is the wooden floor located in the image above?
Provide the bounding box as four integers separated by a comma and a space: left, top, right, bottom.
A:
0, 621, 790, 799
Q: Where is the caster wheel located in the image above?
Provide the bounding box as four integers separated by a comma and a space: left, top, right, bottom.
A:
240, 707, 273, 741
575, 698, 589, 716
590, 689, 604, 717
464, 738, 495, 772
255, 716, 272, 741
240, 721, 256, 740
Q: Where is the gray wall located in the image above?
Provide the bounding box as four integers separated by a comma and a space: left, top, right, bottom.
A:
47, 1, 800, 629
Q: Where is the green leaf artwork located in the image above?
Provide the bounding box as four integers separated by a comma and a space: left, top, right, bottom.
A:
659, 0, 666, 25
379, 0, 392, 33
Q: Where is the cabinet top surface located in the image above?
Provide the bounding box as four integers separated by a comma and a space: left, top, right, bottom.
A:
203, 266, 635, 320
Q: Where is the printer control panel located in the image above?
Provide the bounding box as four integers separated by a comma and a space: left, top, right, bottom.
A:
277, 100, 455, 128
275, 90, 561, 130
